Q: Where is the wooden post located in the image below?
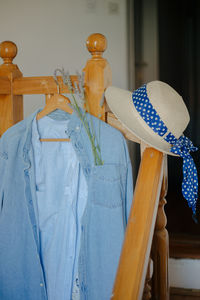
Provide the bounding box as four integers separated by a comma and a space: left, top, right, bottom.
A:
0, 41, 23, 136
83, 33, 112, 121
151, 155, 169, 300
142, 259, 152, 300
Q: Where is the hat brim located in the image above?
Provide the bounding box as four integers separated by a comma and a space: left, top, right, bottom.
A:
105, 86, 177, 156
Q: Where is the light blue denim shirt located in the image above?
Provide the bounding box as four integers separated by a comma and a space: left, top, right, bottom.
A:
0, 109, 133, 300
32, 115, 87, 300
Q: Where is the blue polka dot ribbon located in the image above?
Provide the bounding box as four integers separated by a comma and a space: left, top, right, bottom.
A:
132, 84, 198, 216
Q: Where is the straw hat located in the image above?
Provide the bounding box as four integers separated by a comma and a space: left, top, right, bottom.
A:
105, 81, 189, 155
105, 81, 198, 217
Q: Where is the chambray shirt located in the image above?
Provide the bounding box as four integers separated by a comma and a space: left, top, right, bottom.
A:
32, 116, 87, 300
0, 109, 133, 300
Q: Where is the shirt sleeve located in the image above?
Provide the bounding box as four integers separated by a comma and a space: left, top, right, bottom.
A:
125, 160, 133, 224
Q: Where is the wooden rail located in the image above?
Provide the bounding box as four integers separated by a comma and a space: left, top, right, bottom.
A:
12, 76, 77, 95
112, 147, 164, 300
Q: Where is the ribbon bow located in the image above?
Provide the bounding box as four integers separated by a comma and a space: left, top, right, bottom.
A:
170, 135, 198, 215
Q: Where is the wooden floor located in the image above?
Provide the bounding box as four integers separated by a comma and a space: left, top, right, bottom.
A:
170, 287, 200, 299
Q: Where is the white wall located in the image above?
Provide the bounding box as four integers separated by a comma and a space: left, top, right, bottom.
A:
169, 258, 200, 289
0, 0, 128, 117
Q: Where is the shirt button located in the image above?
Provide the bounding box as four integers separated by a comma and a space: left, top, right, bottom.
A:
84, 167, 91, 175
24, 169, 29, 176
76, 126, 80, 132
40, 283, 44, 287
74, 141, 83, 150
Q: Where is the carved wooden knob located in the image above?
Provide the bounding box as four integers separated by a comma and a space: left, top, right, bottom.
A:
86, 33, 107, 56
0, 41, 17, 64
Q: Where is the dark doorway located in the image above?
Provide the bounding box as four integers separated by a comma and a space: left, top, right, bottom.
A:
133, 0, 200, 245
158, 0, 200, 237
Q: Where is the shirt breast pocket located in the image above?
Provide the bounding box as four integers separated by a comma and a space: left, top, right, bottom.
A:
91, 164, 127, 208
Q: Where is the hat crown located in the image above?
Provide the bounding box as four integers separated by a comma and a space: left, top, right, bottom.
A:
146, 81, 190, 139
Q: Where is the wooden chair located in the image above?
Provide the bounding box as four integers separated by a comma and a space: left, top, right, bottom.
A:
0, 33, 169, 300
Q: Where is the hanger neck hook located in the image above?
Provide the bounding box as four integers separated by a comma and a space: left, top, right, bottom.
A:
53, 68, 65, 94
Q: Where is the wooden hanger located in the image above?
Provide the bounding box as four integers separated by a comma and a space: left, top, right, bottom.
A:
36, 76, 73, 142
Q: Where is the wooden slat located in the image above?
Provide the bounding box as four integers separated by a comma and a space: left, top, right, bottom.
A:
112, 148, 164, 300
13, 75, 78, 95
0, 76, 10, 94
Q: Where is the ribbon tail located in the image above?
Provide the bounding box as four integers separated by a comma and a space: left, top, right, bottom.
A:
181, 156, 198, 215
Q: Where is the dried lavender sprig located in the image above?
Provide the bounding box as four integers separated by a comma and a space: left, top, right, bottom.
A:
59, 70, 103, 165
60, 70, 102, 164
75, 71, 85, 101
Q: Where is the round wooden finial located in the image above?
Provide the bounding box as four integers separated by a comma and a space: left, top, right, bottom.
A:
86, 33, 107, 57
0, 41, 17, 64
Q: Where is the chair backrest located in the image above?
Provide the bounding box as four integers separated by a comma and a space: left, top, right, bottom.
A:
0, 33, 169, 300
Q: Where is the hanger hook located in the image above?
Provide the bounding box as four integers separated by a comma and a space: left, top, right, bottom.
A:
53, 68, 65, 94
